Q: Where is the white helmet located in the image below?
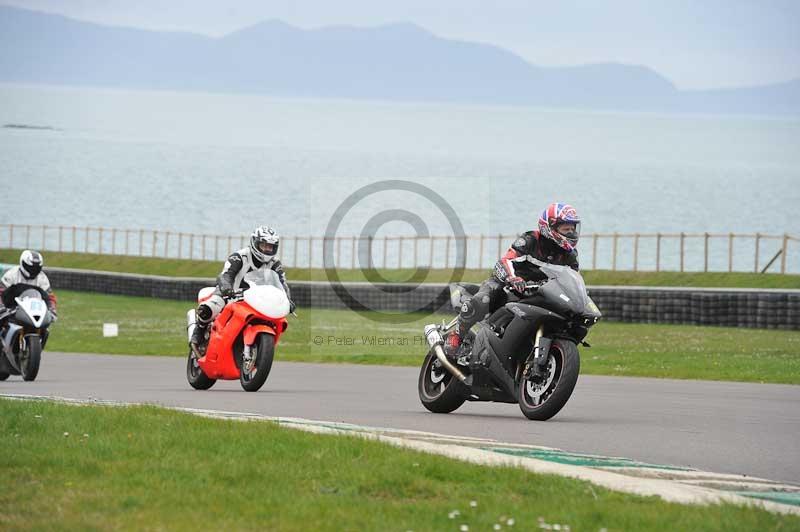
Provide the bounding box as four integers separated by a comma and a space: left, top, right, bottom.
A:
250, 226, 280, 263
20, 250, 44, 279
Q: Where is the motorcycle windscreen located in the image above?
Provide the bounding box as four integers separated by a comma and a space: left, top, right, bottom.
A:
534, 261, 591, 315
243, 269, 290, 318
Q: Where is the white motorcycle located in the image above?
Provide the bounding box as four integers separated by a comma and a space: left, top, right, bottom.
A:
0, 287, 56, 381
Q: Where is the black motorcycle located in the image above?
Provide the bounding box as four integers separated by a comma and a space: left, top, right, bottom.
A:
418, 258, 601, 420
0, 286, 56, 381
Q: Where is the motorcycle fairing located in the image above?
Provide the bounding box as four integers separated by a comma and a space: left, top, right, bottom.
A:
199, 300, 284, 380
243, 323, 276, 345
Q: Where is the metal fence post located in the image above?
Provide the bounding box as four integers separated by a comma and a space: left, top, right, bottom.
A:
728, 232, 734, 272
152, 231, 157, 257
612, 232, 618, 271
111, 228, 116, 255
86, 227, 90, 253
591, 234, 598, 270
633, 234, 639, 271
58, 226, 63, 252
754, 233, 760, 273
413, 236, 419, 269
680, 232, 685, 272
201, 235, 206, 260
781, 233, 788, 273
98, 227, 103, 254
214, 236, 219, 261
445, 236, 451, 269
9, 224, 14, 249
429, 237, 435, 269
398, 236, 403, 269
704, 233, 709, 272
368, 236, 374, 269
308, 237, 314, 268
656, 233, 661, 272
478, 234, 485, 269
351, 236, 356, 269
72, 226, 76, 252
138, 229, 143, 256
41, 225, 46, 250
382, 236, 388, 269
178, 233, 183, 259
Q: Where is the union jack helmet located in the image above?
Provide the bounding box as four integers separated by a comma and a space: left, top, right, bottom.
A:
538, 203, 581, 252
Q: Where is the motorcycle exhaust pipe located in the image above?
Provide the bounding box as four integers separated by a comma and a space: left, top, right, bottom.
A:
424, 324, 467, 383
186, 309, 197, 343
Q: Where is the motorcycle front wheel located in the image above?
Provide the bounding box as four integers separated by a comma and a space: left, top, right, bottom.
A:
418, 352, 467, 413
186, 349, 216, 390
20, 335, 41, 381
240, 333, 275, 392
518, 338, 580, 421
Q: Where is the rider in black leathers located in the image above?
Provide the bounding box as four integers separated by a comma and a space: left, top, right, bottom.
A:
448, 203, 581, 354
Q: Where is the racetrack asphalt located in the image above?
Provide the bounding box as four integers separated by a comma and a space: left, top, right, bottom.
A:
2, 352, 799, 484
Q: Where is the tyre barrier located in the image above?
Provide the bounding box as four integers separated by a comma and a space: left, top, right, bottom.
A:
42, 267, 800, 330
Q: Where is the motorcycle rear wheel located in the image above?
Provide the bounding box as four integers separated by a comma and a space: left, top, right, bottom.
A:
20, 335, 41, 381
240, 333, 275, 392
186, 349, 216, 390
518, 339, 580, 421
418, 352, 467, 413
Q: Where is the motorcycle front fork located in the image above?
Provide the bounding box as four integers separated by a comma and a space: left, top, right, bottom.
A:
242, 344, 256, 373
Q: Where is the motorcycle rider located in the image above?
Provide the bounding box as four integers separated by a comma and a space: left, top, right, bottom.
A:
448, 202, 580, 354
190, 226, 294, 355
0, 250, 58, 319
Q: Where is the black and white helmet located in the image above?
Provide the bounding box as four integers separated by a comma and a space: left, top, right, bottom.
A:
250, 226, 280, 263
20, 250, 44, 279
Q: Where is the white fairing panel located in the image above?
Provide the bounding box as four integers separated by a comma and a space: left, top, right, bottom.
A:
16, 296, 47, 328
244, 285, 290, 319
197, 286, 216, 303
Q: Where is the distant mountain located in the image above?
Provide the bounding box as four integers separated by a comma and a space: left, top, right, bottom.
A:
1, 5, 798, 115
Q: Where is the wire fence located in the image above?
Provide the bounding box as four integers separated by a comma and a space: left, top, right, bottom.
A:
0, 224, 797, 274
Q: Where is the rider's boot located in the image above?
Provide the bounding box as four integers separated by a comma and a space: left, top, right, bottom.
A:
190, 322, 209, 357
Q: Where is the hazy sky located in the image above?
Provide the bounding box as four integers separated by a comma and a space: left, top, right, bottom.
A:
3, 0, 798, 90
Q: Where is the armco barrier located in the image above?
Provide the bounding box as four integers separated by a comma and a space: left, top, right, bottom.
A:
43, 267, 800, 330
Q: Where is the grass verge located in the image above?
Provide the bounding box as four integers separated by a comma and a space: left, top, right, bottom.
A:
2, 249, 798, 288
1, 399, 795, 531
47, 290, 800, 384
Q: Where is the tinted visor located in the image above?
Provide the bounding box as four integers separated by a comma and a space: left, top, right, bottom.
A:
22, 263, 42, 278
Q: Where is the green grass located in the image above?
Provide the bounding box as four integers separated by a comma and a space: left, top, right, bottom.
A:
1, 399, 795, 531
2, 248, 798, 288
48, 290, 800, 384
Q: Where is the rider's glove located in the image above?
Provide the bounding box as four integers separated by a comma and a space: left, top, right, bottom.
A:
508, 276, 527, 294
220, 286, 235, 299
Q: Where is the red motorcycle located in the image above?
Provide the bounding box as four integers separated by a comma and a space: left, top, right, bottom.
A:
186, 270, 291, 392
